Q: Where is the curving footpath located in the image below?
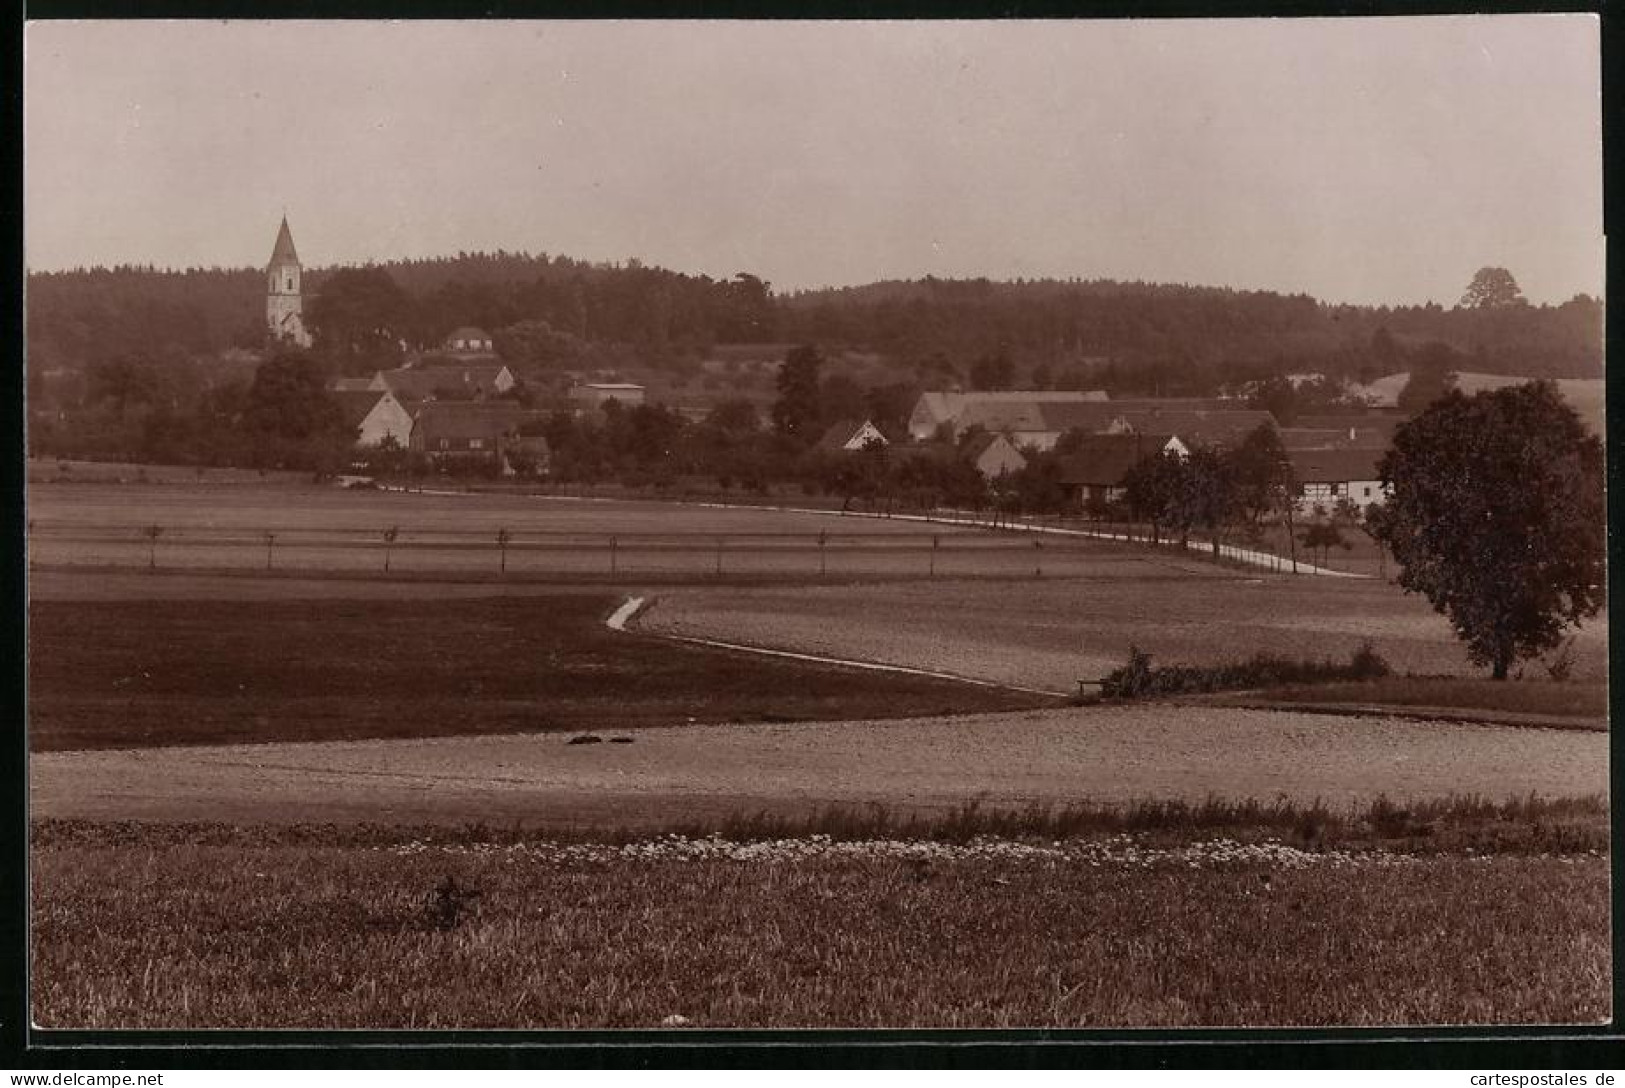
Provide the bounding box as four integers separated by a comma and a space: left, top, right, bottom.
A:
606, 595, 1063, 697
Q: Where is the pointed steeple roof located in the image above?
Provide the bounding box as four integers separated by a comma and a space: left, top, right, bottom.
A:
268, 216, 300, 266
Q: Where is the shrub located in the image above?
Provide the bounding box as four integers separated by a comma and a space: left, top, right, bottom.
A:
1100, 645, 1155, 699
1100, 642, 1392, 699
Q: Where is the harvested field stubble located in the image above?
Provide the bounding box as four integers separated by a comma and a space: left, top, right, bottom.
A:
32, 842, 1610, 1028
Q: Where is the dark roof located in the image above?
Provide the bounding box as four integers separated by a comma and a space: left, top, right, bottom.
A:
331, 390, 394, 430
1288, 447, 1385, 483
413, 403, 537, 443
1291, 414, 1400, 443
1278, 427, 1351, 450
1039, 399, 1269, 443
268, 216, 299, 267
378, 363, 508, 401
1055, 433, 1178, 487
960, 430, 1014, 459
816, 418, 883, 452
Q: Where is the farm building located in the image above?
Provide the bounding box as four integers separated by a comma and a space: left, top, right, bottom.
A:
409, 403, 549, 474
907, 390, 1107, 441
572, 382, 647, 410
1291, 414, 1400, 447
374, 361, 515, 402
1057, 433, 1187, 508
333, 389, 416, 449
970, 398, 1271, 452
817, 418, 889, 453
960, 431, 1027, 479
442, 327, 495, 354
1287, 447, 1387, 515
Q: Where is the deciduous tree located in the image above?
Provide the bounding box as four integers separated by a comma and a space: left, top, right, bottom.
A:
1367, 382, 1604, 679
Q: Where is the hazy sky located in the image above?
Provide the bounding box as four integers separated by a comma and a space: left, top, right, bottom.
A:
26, 17, 1602, 305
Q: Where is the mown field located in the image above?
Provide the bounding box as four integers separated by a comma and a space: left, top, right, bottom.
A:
640, 578, 1610, 694
33, 826, 1610, 1029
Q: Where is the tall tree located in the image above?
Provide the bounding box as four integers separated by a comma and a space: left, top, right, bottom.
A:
1459, 267, 1526, 309
306, 266, 412, 371
1228, 423, 1296, 531
772, 345, 825, 441
1397, 341, 1460, 415
1367, 382, 1605, 679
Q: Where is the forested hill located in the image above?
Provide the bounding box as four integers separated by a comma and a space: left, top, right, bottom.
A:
25, 254, 1602, 383
778, 276, 1603, 381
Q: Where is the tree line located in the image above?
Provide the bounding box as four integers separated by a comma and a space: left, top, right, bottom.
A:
27, 255, 1602, 404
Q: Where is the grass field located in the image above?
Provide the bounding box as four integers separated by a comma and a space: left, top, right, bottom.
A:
33, 831, 1609, 1029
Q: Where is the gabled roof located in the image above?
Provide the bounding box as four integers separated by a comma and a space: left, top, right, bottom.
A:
816, 418, 886, 452
1056, 433, 1179, 487
1287, 446, 1385, 483
960, 430, 1018, 460
268, 216, 300, 267
1291, 414, 1400, 445
377, 364, 508, 401
331, 390, 400, 430
958, 400, 1054, 434
413, 402, 536, 443
911, 390, 1108, 430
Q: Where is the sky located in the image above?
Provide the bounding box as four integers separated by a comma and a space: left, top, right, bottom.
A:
25, 17, 1603, 306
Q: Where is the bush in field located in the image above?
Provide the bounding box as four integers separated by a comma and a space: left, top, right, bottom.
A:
1101, 641, 1391, 699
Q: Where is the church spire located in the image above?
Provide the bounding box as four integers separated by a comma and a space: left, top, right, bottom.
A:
269, 215, 300, 266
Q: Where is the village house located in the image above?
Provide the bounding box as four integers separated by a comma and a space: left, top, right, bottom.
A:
816, 418, 889, 453
409, 402, 549, 475
908, 390, 1108, 442
333, 389, 416, 448
959, 431, 1027, 479
1287, 446, 1388, 515
442, 326, 495, 355
1056, 433, 1188, 509
373, 361, 516, 402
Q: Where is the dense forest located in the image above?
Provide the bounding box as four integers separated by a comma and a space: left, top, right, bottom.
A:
28, 252, 1602, 393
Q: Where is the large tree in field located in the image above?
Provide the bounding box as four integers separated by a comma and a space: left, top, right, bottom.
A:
1367, 382, 1604, 679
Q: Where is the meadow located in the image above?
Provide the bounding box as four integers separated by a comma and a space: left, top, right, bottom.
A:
33, 829, 1610, 1029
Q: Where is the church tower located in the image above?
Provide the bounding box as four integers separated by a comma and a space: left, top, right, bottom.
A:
265, 215, 311, 348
